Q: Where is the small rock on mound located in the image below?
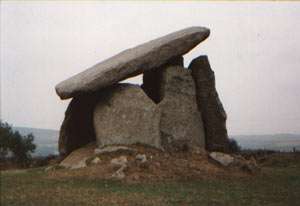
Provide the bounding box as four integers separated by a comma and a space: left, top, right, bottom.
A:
209, 152, 234, 166
59, 143, 96, 169
209, 151, 260, 173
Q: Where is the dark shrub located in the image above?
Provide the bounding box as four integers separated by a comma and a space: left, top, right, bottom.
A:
228, 138, 241, 153
0, 120, 36, 166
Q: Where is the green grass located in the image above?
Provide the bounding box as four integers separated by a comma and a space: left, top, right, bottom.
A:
1, 155, 300, 206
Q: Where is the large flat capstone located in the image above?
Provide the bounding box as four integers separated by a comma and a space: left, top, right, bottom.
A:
55, 27, 210, 99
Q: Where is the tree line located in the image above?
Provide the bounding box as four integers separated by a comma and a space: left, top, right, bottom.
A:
0, 120, 36, 166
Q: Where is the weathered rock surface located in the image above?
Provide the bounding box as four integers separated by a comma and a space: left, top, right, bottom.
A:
142, 65, 206, 151
91, 157, 101, 164
111, 156, 128, 179
233, 155, 260, 173
142, 56, 184, 103
94, 145, 136, 155
93, 84, 161, 148
58, 94, 99, 156
59, 143, 96, 169
135, 154, 147, 163
112, 164, 127, 179
55, 27, 210, 99
111, 156, 128, 167
159, 66, 206, 151
209, 152, 234, 166
189, 56, 230, 152
209, 152, 260, 173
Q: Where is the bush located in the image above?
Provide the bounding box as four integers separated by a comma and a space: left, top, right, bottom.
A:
228, 138, 241, 153
0, 120, 36, 166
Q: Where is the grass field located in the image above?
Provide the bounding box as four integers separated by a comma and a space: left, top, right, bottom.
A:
1, 153, 300, 206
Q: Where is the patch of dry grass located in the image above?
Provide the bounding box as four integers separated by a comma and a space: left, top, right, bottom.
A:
1, 153, 300, 206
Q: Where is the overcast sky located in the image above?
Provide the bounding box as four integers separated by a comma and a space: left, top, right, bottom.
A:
1, 1, 300, 135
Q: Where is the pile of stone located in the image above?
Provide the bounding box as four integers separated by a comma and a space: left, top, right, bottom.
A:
55, 27, 230, 158
209, 152, 259, 174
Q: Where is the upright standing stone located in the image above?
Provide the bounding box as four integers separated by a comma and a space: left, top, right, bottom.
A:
55, 27, 210, 99
93, 84, 161, 149
58, 94, 99, 156
143, 65, 206, 151
188, 56, 230, 152
142, 56, 184, 103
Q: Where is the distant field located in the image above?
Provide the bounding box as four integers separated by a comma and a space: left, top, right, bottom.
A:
13, 127, 300, 157
1, 153, 300, 206
233, 134, 300, 152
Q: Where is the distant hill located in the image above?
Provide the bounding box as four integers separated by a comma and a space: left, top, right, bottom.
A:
13, 127, 59, 157
12, 127, 300, 156
232, 133, 300, 152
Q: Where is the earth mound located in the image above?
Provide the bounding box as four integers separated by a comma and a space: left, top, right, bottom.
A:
47, 143, 257, 183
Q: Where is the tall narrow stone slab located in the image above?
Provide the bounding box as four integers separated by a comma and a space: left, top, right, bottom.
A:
55, 27, 210, 99
188, 56, 230, 152
143, 65, 206, 151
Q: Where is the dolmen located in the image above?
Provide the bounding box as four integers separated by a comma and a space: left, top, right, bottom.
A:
55, 27, 230, 157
